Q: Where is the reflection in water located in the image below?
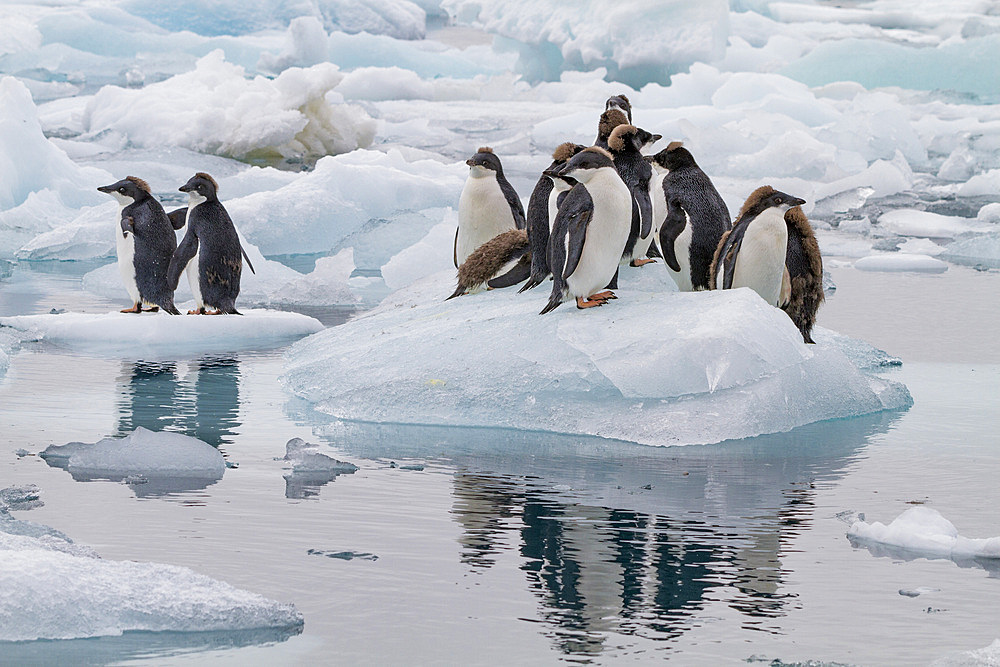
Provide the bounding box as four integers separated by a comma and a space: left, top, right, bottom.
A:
848, 537, 1000, 578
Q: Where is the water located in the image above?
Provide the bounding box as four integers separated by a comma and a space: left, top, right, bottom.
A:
1, 262, 998, 665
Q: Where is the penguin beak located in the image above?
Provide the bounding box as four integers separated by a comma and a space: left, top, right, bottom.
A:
465, 159, 474, 167
791, 197, 806, 207
179, 182, 193, 193
97, 183, 116, 193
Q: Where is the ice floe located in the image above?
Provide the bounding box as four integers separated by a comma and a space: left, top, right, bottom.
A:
281, 437, 358, 499
0, 309, 324, 358
941, 232, 1000, 269
849, 506, 1000, 565
854, 254, 949, 273
283, 272, 911, 447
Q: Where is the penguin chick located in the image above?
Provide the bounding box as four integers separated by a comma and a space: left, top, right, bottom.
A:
455, 147, 526, 269
605, 94, 632, 123
648, 141, 731, 291
447, 229, 530, 300
606, 123, 662, 267
710, 186, 806, 306
594, 108, 630, 150
782, 206, 824, 343
96, 176, 180, 315
540, 147, 633, 314
521, 141, 587, 293
168, 173, 255, 315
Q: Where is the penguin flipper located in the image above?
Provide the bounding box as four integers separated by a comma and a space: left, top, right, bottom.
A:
720, 220, 750, 290
240, 245, 256, 275
488, 254, 531, 289
562, 206, 593, 282
659, 200, 687, 273
499, 178, 527, 230
167, 230, 199, 290
167, 208, 188, 230
638, 190, 653, 240
453, 227, 459, 269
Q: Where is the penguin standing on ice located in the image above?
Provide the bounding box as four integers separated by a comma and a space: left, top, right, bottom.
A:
97, 176, 180, 314
781, 206, 824, 343
710, 186, 806, 306
648, 142, 731, 291
455, 147, 525, 269
446, 229, 530, 299
540, 147, 633, 314
521, 142, 587, 292
168, 173, 255, 315
606, 124, 662, 268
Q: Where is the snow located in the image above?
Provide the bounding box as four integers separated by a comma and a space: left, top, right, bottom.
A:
380, 218, 456, 289
283, 272, 911, 447
854, 254, 949, 273
932, 640, 1000, 667
0, 309, 324, 357
0, 513, 303, 642
848, 506, 1000, 562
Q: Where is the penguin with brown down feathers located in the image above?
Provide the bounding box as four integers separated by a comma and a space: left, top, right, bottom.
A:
780, 206, 824, 343
606, 123, 662, 267
710, 185, 806, 307
455, 147, 526, 269
446, 229, 530, 299
594, 107, 630, 151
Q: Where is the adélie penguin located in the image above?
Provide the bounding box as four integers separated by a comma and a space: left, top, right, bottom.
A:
167, 172, 255, 315
540, 147, 633, 314
606, 124, 662, 268
455, 147, 526, 269
781, 206, 824, 343
97, 176, 180, 314
446, 229, 530, 299
710, 186, 806, 306
648, 142, 731, 291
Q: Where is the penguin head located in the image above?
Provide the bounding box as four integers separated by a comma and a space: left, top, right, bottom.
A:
605, 94, 632, 123
179, 172, 219, 204
647, 141, 696, 172
597, 108, 629, 142
738, 186, 806, 223
466, 147, 503, 179
607, 125, 661, 154
97, 176, 150, 206
556, 147, 615, 184
551, 142, 586, 164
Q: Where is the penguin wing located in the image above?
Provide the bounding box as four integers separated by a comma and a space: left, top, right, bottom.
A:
659, 199, 687, 273
120, 212, 135, 237
453, 227, 459, 269
561, 198, 594, 281
240, 245, 256, 275
720, 219, 751, 290
637, 188, 653, 239
167, 228, 199, 290
499, 178, 527, 230
784, 233, 810, 280
167, 207, 188, 230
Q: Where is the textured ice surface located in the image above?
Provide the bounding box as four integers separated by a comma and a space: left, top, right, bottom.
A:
0, 309, 323, 357
41, 428, 225, 479
283, 272, 911, 447
854, 254, 949, 273
0, 327, 23, 380
942, 232, 1000, 269
849, 506, 1000, 561
0, 514, 303, 642
932, 639, 1000, 667
876, 209, 991, 239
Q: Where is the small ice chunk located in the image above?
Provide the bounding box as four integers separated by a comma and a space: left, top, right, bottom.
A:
931, 639, 1000, 667
854, 254, 948, 273
0, 485, 43, 512
282, 438, 358, 474
899, 587, 939, 597
877, 209, 990, 239
848, 506, 1000, 561
941, 232, 1000, 269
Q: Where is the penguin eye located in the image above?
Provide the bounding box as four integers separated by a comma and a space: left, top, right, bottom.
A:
118, 187, 126, 194
774, 196, 783, 205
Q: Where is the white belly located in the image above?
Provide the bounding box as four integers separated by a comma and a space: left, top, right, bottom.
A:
730, 209, 788, 306
650, 173, 667, 237
115, 212, 139, 303
457, 174, 516, 266
185, 250, 203, 308
667, 211, 695, 292
564, 172, 632, 299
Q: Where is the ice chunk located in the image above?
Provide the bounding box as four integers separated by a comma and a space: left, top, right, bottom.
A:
932, 639, 1000, 667
811, 326, 901, 370
848, 506, 1000, 563
0, 309, 324, 358
0, 517, 303, 642
281, 437, 358, 499
854, 254, 949, 273
283, 273, 911, 447
877, 209, 991, 239
941, 232, 1000, 269
0, 327, 24, 380
380, 219, 456, 290
15, 202, 118, 261
0, 485, 43, 512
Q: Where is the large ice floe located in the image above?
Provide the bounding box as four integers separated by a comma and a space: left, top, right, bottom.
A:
0, 495, 303, 642
0, 309, 323, 358
283, 271, 912, 447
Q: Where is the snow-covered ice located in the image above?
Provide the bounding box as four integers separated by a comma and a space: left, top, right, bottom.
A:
0, 309, 324, 357
849, 506, 1000, 563
283, 273, 912, 447
854, 254, 949, 273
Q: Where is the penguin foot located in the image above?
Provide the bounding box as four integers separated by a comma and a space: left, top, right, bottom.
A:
187, 307, 207, 315
590, 290, 617, 301
576, 296, 608, 309
206, 309, 224, 315
143, 306, 159, 313
120, 304, 142, 314
630, 258, 657, 267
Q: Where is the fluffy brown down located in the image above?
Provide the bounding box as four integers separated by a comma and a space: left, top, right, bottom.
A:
126, 176, 151, 193
476, 146, 494, 154
552, 141, 581, 162
607, 124, 638, 152
708, 228, 732, 289
785, 206, 822, 280
598, 109, 629, 141
194, 172, 219, 191
781, 206, 824, 343
453, 229, 529, 294
735, 185, 776, 221
665, 140, 684, 152
584, 146, 614, 160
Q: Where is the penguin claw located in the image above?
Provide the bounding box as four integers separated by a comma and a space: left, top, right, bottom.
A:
187, 308, 206, 315
590, 290, 617, 301
576, 296, 607, 309
629, 258, 657, 267
120, 304, 142, 314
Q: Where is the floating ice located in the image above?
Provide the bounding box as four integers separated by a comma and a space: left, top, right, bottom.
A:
281, 437, 358, 499
0, 327, 23, 380
0, 309, 324, 358
941, 232, 1000, 269
848, 506, 1000, 562
283, 272, 911, 447
0, 485, 43, 512
876, 209, 990, 239
0, 515, 303, 642
932, 639, 1000, 667
854, 254, 949, 273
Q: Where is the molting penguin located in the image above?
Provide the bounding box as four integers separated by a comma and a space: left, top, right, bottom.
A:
97, 176, 180, 315
606, 124, 662, 268
447, 229, 530, 299
648, 142, 731, 291
710, 186, 806, 306
455, 147, 526, 269
594, 108, 630, 151
540, 147, 633, 314
605, 94, 632, 123
781, 206, 824, 343
521, 142, 587, 292
167, 173, 255, 315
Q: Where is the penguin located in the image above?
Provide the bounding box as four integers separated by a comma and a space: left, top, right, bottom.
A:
455, 147, 526, 269
97, 176, 180, 315
710, 186, 806, 306
781, 206, 824, 343
166, 207, 188, 231
648, 142, 731, 291
167, 173, 255, 315
446, 229, 530, 299
604, 94, 632, 123
521, 142, 587, 292
540, 147, 633, 314
606, 124, 662, 268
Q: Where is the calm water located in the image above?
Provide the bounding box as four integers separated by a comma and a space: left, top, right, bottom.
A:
1, 261, 998, 665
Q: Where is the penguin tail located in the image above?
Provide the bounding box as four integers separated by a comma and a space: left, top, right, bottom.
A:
163, 303, 181, 316
445, 284, 466, 300
539, 292, 563, 315
518, 276, 542, 293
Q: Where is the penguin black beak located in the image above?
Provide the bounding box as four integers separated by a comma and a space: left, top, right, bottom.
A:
97, 184, 116, 193
651, 134, 663, 144
465, 159, 474, 167
791, 197, 807, 207
179, 183, 193, 193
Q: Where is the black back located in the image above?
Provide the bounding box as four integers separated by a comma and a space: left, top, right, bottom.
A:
524, 160, 558, 290
469, 150, 525, 229
608, 128, 657, 259
124, 196, 179, 314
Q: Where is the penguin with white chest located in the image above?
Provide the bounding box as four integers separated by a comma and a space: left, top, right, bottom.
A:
97, 176, 180, 314
606, 124, 662, 269
455, 147, 525, 269
710, 186, 806, 306
647, 142, 731, 291
540, 147, 633, 314
167, 173, 255, 315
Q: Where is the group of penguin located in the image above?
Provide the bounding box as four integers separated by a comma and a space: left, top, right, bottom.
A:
448, 94, 824, 344
99, 173, 254, 316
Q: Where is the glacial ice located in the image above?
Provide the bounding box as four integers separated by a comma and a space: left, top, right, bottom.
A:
283, 272, 912, 447
0, 309, 324, 357
848, 506, 1000, 562
941, 232, 1000, 269
854, 254, 949, 273
0, 513, 303, 642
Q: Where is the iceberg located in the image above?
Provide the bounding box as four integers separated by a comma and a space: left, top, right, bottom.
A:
0, 309, 323, 358
283, 272, 911, 447
941, 232, 1000, 269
